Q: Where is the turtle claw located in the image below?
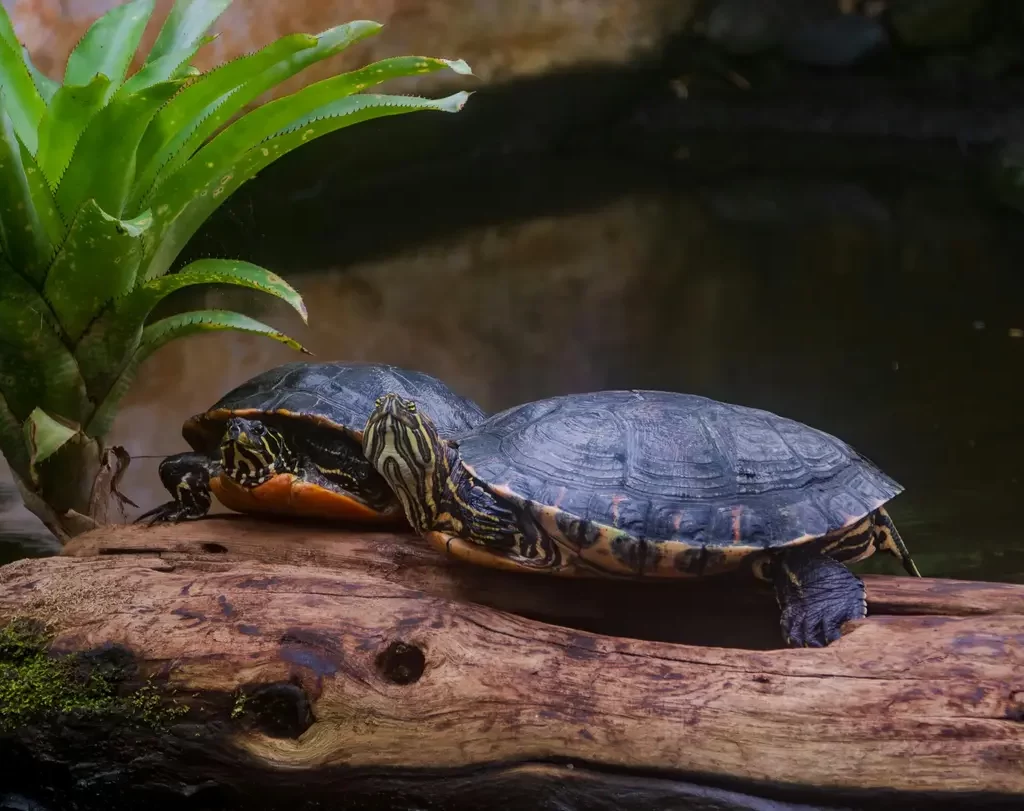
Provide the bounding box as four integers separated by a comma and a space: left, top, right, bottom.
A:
783, 601, 865, 648
773, 549, 867, 648
134, 501, 197, 526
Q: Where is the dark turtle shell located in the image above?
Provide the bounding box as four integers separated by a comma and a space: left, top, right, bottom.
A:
184, 361, 485, 451
456, 390, 902, 577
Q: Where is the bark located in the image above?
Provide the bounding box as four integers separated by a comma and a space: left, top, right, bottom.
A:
1, 516, 1022, 811
11, 441, 132, 545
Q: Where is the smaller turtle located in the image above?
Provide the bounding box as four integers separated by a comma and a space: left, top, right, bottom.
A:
136, 362, 486, 526
362, 389, 921, 648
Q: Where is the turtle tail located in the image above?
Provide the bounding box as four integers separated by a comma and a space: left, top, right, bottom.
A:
876, 508, 922, 578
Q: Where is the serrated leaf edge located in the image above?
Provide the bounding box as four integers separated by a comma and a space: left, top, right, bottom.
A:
85, 308, 309, 436
132, 84, 246, 212
36, 73, 115, 193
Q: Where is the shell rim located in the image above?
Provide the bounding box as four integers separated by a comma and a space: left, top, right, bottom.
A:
183, 407, 360, 453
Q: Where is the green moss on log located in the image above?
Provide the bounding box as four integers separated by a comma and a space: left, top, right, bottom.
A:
0, 617, 188, 732
231, 690, 249, 719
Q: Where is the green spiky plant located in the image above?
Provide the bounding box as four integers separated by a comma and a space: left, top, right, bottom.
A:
0, 0, 473, 542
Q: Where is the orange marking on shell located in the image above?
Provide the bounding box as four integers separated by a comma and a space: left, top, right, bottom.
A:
210, 474, 401, 524
841, 512, 866, 528
732, 507, 743, 543
269, 408, 356, 437
610, 494, 626, 524
492, 482, 516, 498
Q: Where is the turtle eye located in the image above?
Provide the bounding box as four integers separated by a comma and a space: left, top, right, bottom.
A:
375, 397, 383, 407
251, 423, 265, 437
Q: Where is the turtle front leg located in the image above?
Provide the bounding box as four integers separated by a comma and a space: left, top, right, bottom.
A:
770, 547, 867, 648
135, 452, 215, 525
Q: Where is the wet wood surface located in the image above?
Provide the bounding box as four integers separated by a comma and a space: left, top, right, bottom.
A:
1, 516, 1022, 810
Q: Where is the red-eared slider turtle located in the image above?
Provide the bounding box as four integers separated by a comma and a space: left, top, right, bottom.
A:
362, 389, 921, 648
136, 362, 486, 526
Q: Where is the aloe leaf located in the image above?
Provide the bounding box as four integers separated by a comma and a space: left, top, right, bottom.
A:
42, 200, 151, 343
132, 32, 317, 187
142, 89, 471, 279
0, 3, 19, 51
129, 21, 383, 214
138, 308, 309, 361
155, 56, 471, 200
145, 52, 469, 212
87, 308, 308, 437
23, 407, 81, 485
341, 55, 474, 90
0, 264, 91, 425
17, 138, 64, 249
0, 36, 45, 154
122, 259, 308, 324
0, 4, 58, 106
21, 44, 59, 104
64, 0, 156, 99
55, 79, 184, 220
144, 0, 231, 71
35, 74, 112, 187
0, 3, 56, 103
0, 105, 62, 283
75, 258, 305, 395
0, 389, 29, 481
130, 33, 318, 208
119, 39, 208, 96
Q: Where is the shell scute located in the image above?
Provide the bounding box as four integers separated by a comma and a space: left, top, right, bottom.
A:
644, 504, 713, 546
826, 490, 874, 527
776, 421, 847, 468
846, 469, 898, 505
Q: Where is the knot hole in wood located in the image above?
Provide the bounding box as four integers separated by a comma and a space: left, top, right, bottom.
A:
376, 641, 425, 685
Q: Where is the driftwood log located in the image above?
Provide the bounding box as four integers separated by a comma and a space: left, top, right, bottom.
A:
0, 515, 1022, 811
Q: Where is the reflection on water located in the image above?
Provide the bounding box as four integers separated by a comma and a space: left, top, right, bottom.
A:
1, 164, 1022, 582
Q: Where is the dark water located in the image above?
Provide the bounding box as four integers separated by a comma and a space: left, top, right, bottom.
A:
1, 149, 1022, 582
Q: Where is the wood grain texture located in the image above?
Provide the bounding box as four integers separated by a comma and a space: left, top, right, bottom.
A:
61, 517, 1024, 645
1, 516, 1022, 810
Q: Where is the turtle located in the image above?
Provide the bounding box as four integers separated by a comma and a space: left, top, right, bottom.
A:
135, 361, 487, 526
361, 388, 921, 648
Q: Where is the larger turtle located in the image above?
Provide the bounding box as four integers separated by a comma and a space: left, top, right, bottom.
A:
362, 389, 921, 648
136, 361, 486, 525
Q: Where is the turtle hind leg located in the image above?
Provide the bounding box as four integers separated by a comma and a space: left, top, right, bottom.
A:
873, 507, 922, 577
771, 547, 866, 648
135, 452, 215, 525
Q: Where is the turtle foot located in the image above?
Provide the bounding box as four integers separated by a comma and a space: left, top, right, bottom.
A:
135, 452, 215, 526
772, 549, 867, 648
134, 501, 204, 525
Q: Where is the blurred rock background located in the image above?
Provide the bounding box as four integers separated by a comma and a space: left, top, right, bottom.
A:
3, 0, 699, 96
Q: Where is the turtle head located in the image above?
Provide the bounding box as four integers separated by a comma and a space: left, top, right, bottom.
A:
362, 393, 450, 532
220, 416, 296, 485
